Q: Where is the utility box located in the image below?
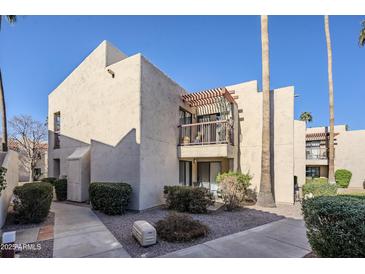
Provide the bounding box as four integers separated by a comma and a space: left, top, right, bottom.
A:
67, 146, 90, 202
132, 220, 156, 247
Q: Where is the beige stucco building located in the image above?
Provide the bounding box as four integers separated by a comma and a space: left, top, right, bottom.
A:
48, 41, 305, 210
305, 125, 365, 189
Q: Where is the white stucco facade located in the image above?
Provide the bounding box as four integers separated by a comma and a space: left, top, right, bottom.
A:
48, 40, 305, 210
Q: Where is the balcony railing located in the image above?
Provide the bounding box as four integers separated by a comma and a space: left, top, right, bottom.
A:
178, 120, 234, 146
306, 149, 327, 160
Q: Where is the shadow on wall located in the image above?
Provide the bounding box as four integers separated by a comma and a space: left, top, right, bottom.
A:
48, 129, 140, 210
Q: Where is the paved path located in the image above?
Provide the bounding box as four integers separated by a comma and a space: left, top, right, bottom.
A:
52, 202, 130, 258
161, 218, 310, 258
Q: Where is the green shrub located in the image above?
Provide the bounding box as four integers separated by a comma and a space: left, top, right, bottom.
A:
156, 213, 209, 242
41, 177, 57, 186
89, 182, 132, 215
305, 177, 328, 184
216, 171, 252, 211
335, 169, 352, 188
13, 182, 53, 223
302, 196, 365, 257
302, 180, 337, 197
164, 185, 214, 213
54, 179, 67, 201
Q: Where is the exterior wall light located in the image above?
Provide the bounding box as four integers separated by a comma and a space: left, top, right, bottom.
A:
107, 69, 115, 78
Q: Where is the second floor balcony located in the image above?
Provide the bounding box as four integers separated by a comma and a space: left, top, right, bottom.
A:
178, 120, 234, 146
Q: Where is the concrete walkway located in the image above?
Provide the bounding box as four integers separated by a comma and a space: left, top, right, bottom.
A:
161, 218, 310, 258
52, 202, 130, 258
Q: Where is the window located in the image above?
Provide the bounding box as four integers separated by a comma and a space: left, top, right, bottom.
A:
34, 168, 41, 176
54, 112, 61, 149
306, 167, 320, 178
179, 161, 192, 186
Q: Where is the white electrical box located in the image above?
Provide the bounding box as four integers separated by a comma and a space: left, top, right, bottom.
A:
132, 220, 157, 247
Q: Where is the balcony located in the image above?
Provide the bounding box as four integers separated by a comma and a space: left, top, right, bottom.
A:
306, 149, 328, 165
177, 120, 235, 159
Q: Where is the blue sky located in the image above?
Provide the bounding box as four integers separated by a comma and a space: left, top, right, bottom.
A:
0, 16, 364, 129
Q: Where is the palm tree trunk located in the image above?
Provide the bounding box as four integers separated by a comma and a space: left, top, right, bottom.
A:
257, 15, 275, 207
0, 68, 8, 152
324, 15, 335, 184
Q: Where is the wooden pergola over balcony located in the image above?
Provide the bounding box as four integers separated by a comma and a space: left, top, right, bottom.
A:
179, 87, 237, 146
181, 87, 236, 108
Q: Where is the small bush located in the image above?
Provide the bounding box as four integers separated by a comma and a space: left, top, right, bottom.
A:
41, 177, 57, 186
302, 180, 337, 197
13, 182, 53, 223
89, 182, 132, 215
216, 171, 252, 211
164, 185, 214, 213
302, 196, 365, 257
305, 177, 328, 184
156, 213, 209, 242
54, 179, 67, 201
335, 169, 352, 188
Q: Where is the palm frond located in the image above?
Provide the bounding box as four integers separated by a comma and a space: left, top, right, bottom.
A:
359, 20, 365, 47
6, 15, 17, 24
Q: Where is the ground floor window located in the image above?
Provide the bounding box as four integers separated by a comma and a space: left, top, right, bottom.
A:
179, 161, 192, 186
306, 166, 320, 178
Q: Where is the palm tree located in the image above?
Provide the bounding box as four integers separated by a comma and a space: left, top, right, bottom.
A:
359, 20, 365, 47
257, 15, 275, 207
299, 112, 313, 127
324, 15, 335, 184
0, 15, 16, 152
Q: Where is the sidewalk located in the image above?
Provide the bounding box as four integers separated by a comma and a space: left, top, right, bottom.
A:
52, 202, 130, 258
161, 216, 310, 258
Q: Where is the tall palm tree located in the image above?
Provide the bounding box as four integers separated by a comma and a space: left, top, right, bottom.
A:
359, 20, 365, 47
257, 15, 275, 207
324, 15, 335, 184
0, 15, 16, 152
299, 112, 313, 127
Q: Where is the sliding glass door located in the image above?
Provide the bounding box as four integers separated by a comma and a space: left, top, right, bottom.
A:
197, 161, 221, 194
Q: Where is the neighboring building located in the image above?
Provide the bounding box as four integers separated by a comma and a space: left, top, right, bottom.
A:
48, 40, 303, 210
0, 138, 48, 182
305, 125, 365, 188
8, 139, 48, 182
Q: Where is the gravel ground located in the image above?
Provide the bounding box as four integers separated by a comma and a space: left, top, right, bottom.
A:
95, 207, 284, 258
17, 239, 54, 258
1, 211, 55, 232
1, 212, 55, 258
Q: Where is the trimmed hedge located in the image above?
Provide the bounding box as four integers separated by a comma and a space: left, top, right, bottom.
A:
156, 213, 209, 242
335, 169, 352, 188
89, 182, 132, 215
302, 196, 365, 257
13, 182, 53, 223
302, 180, 337, 197
164, 185, 214, 214
54, 179, 67, 201
41, 177, 57, 186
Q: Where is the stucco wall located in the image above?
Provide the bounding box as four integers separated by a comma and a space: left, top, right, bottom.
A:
48, 41, 142, 209
139, 56, 187, 209
335, 130, 365, 188
0, 151, 19, 228
294, 120, 306, 187
226, 81, 295, 204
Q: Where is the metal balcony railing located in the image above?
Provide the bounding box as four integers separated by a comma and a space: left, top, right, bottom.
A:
178, 120, 234, 146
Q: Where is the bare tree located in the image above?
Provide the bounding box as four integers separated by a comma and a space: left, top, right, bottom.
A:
9, 115, 47, 182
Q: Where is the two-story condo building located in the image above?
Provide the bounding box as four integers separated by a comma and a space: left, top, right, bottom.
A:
305, 125, 365, 188
48, 41, 305, 210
